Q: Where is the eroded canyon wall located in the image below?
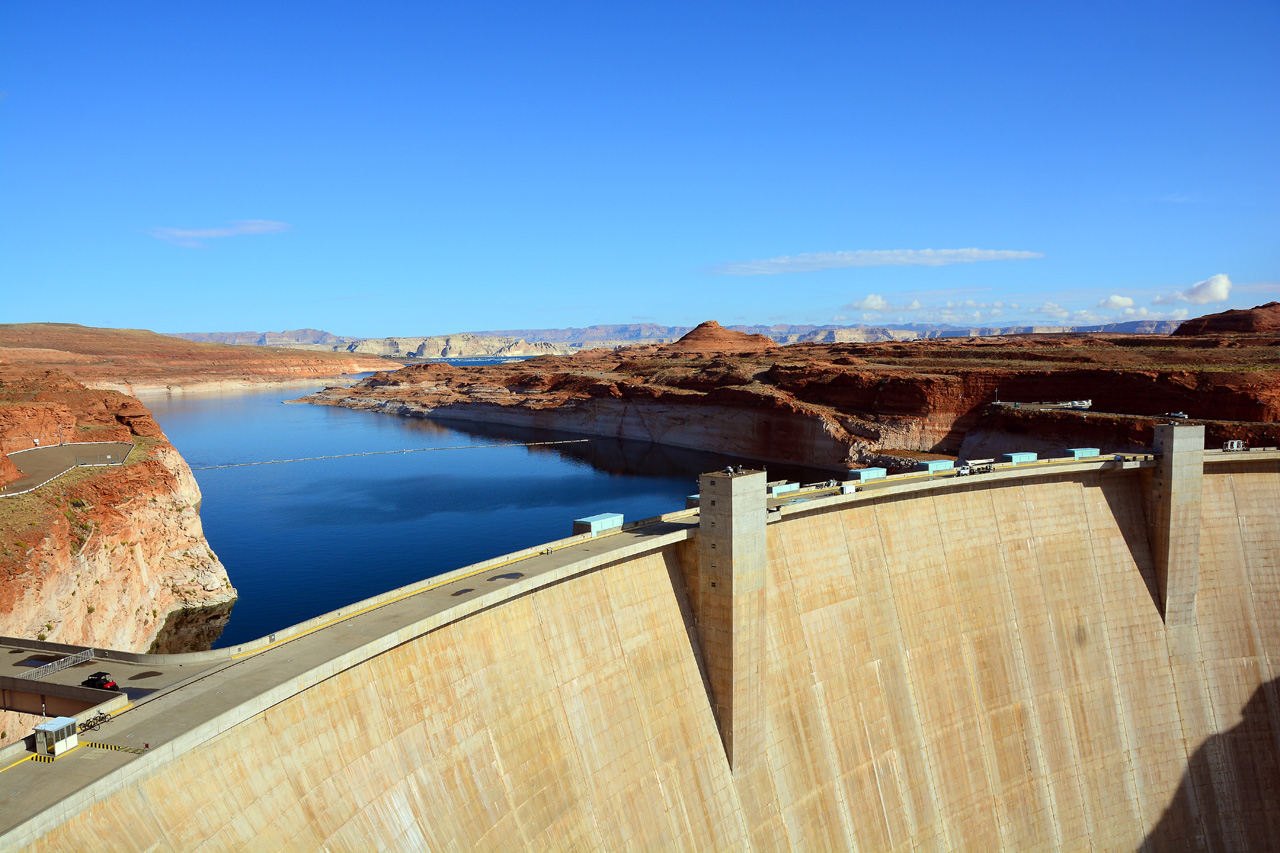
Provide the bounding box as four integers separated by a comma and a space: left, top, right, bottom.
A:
28, 464, 1280, 851
1, 368, 235, 747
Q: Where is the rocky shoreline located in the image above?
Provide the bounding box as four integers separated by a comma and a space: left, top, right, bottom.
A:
300, 319, 1280, 471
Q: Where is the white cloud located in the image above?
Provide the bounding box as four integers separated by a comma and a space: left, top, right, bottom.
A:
149, 219, 291, 248
845, 294, 891, 311
1183, 273, 1232, 304
1097, 295, 1135, 309
708, 248, 1045, 276
1152, 273, 1232, 305
1038, 301, 1070, 319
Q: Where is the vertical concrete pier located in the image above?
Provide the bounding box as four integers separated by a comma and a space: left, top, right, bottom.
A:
692, 469, 767, 773
1151, 423, 1205, 625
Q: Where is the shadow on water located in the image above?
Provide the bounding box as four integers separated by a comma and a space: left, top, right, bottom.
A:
424, 417, 845, 484
1139, 677, 1280, 851
147, 601, 235, 654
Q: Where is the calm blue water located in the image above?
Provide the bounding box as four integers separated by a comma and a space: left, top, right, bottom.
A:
147, 374, 834, 648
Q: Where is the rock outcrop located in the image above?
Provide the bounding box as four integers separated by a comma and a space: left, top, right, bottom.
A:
301, 326, 1280, 470
1173, 301, 1280, 336
659, 321, 778, 354
0, 366, 235, 746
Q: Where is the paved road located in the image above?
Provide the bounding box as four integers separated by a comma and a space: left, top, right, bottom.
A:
1, 442, 135, 496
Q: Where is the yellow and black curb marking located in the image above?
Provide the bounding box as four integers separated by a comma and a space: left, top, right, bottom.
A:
84, 742, 147, 755
29, 754, 54, 763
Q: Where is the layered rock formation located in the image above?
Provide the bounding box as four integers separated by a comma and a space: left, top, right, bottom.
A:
169, 329, 351, 347
659, 320, 777, 354
0, 366, 234, 746
166, 317, 1185, 358
1173, 301, 1280, 336
301, 322, 1280, 471
339, 334, 573, 359
0, 323, 393, 396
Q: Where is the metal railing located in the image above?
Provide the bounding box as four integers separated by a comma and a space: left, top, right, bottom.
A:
15, 648, 94, 680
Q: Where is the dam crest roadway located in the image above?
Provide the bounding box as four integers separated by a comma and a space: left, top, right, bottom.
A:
2, 425, 1279, 850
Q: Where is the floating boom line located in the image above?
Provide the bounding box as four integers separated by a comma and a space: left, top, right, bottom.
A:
192, 439, 591, 470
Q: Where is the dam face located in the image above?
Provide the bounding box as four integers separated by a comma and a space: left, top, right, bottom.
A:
16, 446, 1280, 850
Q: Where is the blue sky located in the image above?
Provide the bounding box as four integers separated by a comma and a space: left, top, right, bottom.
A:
2, 2, 1277, 337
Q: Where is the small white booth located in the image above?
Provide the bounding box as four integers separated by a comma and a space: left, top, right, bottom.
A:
33, 716, 79, 757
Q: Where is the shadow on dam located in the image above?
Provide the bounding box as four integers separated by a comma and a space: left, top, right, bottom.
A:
1140, 677, 1280, 851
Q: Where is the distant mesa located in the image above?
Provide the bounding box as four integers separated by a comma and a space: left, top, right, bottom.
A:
170, 329, 351, 346
1174, 302, 1280, 336
660, 321, 778, 354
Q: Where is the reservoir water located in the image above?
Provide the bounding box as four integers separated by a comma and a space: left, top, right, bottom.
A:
147, 372, 835, 649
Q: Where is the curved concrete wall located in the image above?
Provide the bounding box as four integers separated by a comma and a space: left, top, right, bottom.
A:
26, 464, 1280, 850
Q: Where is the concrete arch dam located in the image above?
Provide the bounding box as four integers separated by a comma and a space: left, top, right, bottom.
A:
5, 426, 1279, 850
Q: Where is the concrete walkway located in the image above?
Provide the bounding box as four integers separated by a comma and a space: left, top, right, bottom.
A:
1, 442, 135, 497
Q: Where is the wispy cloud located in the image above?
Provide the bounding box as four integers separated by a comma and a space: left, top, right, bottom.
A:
1124, 306, 1190, 321
1152, 273, 1232, 305
839, 294, 1022, 325
148, 219, 291, 248
1232, 280, 1280, 294
708, 248, 1045, 276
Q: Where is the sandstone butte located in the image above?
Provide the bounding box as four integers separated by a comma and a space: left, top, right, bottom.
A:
0, 324, 392, 749
302, 312, 1280, 470
1174, 300, 1280, 335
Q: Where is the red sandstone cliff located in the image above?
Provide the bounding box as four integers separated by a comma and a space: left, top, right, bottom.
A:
1173, 302, 1280, 336
300, 324, 1280, 470
659, 321, 778, 354
0, 367, 235, 746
